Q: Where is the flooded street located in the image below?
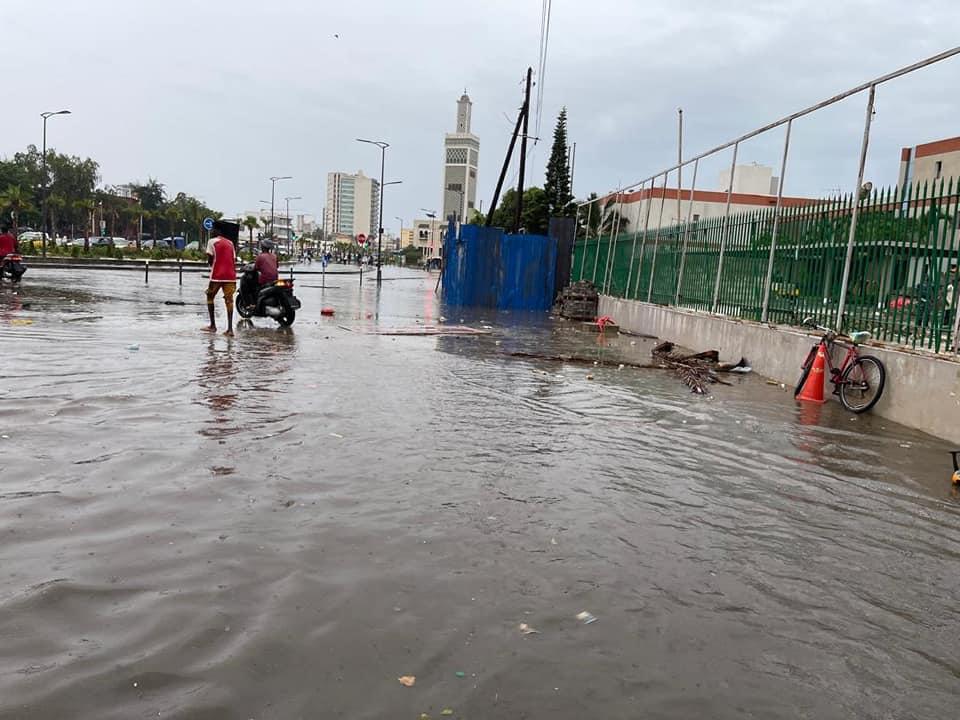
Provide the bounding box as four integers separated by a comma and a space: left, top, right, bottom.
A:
2, 266, 959, 720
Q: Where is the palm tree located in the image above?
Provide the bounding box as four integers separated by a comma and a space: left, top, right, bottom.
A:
0, 185, 33, 237
243, 215, 259, 253
73, 198, 95, 240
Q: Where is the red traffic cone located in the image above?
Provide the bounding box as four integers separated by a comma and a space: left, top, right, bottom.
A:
797, 346, 827, 404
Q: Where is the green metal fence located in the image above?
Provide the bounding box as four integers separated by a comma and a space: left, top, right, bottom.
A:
573, 178, 960, 354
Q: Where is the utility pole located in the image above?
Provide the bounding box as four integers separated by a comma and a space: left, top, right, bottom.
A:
514, 67, 533, 233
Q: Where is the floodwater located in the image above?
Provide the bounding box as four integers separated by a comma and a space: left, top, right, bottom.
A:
1, 265, 959, 720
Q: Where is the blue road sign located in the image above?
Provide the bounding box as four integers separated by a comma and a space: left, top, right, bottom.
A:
203, 217, 214, 231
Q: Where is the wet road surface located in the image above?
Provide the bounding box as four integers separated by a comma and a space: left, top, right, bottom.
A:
1, 266, 959, 719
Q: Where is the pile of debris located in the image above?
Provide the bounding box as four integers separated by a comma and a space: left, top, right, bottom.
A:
555, 280, 599, 321
652, 341, 749, 394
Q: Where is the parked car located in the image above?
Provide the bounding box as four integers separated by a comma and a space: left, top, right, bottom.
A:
88, 236, 114, 248
112, 237, 130, 249
184, 241, 200, 251
141, 238, 171, 250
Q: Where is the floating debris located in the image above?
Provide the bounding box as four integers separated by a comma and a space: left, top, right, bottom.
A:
575, 610, 597, 625
519, 623, 540, 635
398, 675, 416, 687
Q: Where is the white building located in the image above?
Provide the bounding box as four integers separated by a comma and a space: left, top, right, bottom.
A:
718, 162, 780, 196
898, 136, 960, 188
401, 217, 444, 260
600, 164, 813, 231
325, 170, 380, 242
442, 93, 479, 222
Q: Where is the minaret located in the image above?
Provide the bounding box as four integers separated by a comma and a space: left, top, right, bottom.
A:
456, 91, 472, 133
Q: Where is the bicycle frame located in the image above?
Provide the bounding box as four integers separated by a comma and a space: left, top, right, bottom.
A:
804, 333, 861, 392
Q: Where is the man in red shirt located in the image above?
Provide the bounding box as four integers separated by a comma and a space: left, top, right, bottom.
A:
204, 224, 238, 335
0, 225, 16, 260
254, 239, 279, 286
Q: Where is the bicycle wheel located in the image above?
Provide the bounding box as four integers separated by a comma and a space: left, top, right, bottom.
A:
839, 355, 886, 413
794, 346, 818, 397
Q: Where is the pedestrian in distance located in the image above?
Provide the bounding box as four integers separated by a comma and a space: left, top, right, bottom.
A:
203, 221, 239, 336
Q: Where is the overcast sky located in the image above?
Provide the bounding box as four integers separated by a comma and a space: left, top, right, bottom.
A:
3, 0, 959, 229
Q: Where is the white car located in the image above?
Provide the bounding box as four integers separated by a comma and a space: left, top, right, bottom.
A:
112, 237, 130, 249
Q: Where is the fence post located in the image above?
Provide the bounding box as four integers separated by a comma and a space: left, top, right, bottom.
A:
836, 84, 876, 330
579, 202, 591, 281
178, 257, 183, 286
674, 158, 699, 305
625, 180, 646, 297
603, 190, 626, 295
632, 176, 658, 298
760, 119, 793, 323
711, 141, 739, 312
572, 205, 581, 280
647, 173, 670, 302
590, 199, 602, 284
144, 259, 149, 284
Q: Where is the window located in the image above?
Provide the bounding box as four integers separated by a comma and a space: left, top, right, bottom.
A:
469, 169, 476, 178
447, 183, 463, 192
935, 160, 943, 179
446, 148, 468, 164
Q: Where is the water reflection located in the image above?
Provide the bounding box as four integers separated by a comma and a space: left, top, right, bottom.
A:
196, 336, 239, 439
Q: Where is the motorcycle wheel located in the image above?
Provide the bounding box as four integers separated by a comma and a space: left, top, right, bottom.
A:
278, 300, 295, 327
237, 302, 255, 319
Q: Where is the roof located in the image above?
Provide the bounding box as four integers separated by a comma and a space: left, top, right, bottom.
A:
611, 187, 817, 208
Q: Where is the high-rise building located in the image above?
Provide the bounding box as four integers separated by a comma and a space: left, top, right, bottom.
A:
325, 170, 380, 242
442, 92, 479, 222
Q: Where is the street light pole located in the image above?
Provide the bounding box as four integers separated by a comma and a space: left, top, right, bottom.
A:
269, 175, 292, 241
356, 139, 389, 286
284, 195, 302, 257
40, 109, 71, 257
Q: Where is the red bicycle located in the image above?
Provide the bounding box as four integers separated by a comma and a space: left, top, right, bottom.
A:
794, 317, 886, 413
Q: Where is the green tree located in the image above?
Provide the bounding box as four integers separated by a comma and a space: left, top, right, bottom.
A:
467, 208, 484, 225
544, 107, 574, 218
243, 215, 260, 252
402, 243, 421, 266
0, 185, 33, 235
489, 186, 550, 234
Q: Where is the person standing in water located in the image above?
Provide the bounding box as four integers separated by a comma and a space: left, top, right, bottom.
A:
203, 222, 238, 335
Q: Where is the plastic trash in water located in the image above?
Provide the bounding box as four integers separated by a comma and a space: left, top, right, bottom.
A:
398, 675, 416, 687
729, 365, 752, 373
576, 610, 597, 625
519, 623, 540, 635
127, 343, 140, 351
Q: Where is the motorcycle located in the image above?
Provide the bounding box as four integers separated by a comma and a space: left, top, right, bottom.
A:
236, 265, 301, 326
0, 254, 26, 282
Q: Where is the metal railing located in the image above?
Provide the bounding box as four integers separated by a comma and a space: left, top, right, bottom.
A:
571, 178, 960, 354
571, 45, 960, 350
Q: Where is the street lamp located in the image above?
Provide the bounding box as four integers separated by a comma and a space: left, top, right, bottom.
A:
356, 138, 390, 286
269, 176, 292, 240
283, 195, 302, 257
40, 109, 71, 257
394, 216, 404, 256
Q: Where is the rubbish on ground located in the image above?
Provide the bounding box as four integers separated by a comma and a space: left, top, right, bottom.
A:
420, 714, 431, 720
550, 537, 557, 545
554, 280, 599, 320
595, 315, 618, 334
127, 344, 140, 351
765, 379, 780, 386
398, 675, 416, 687
585, 374, 594, 380
320, 307, 335, 316
329, 432, 344, 439
519, 623, 540, 635
652, 341, 743, 395
10, 319, 33, 326
576, 610, 598, 625
618, 364, 625, 370
441, 709, 454, 716
728, 365, 752, 373
455, 671, 466, 678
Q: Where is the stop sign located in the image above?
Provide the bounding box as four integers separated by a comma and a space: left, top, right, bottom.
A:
357, 233, 367, 246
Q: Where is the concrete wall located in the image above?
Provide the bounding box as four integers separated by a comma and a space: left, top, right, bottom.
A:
600, 296, 960, 444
